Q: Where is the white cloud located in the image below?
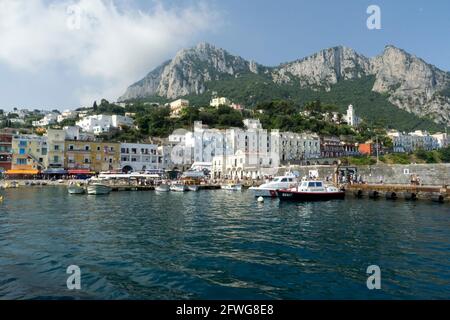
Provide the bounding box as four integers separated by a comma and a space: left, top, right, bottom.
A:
0, 0, 218, 106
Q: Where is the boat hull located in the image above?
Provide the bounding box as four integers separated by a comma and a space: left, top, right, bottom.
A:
68, 186, 85, 194
155, 184, 170, 192
87, 184, 111, 195
249, 187, 278, 197
170, 185, 187, 192
277, 190, 345, 201
188, 185, 199, 192
221, 185, 242, 191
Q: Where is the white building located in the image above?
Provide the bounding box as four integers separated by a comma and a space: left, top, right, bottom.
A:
271, 130, 321, 163
63, 126, 95, 141
210, 97, 231, 108
388, 130, 440, 153
345, 105, 360, 127
431, 132, 448, 148
9, 118, 26, 125
167, 129, 195, 168
169, 99, 189, 117
120, 143, 160, 172
57, 110, 78, 123
75, 115, 134, 135
32, 113, 58, 127
212, 119, 278, 180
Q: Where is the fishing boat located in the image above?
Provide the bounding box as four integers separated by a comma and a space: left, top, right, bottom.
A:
68, 182, 85, 194
277, 180, 345, 201
170, 183, 187, 192
249, 173, 297, 197
221, 183, 242, 191
87, 183, 111, 195
155, 183, 170, 192
187, 185, 199, 192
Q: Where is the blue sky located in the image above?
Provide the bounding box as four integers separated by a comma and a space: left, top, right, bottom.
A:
0, 0, 449, 110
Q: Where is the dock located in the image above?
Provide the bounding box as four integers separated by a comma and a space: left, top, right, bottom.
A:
345, 183, 449, 202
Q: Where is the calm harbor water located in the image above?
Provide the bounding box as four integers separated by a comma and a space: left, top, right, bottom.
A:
0, 186, 449, 299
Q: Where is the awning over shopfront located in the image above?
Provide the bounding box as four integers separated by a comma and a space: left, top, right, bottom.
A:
68, 169, 94, 175
6, 169, 40, 175
42, 169, 68, 175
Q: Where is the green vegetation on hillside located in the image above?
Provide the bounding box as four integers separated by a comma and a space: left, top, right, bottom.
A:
345, 147, 450, 165
129, 75, 447, 133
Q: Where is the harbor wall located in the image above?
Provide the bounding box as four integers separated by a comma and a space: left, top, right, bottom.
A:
278, 164, 450, 186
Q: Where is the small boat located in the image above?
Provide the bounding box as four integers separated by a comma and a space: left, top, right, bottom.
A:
187, 185, 199, 192
155, 183, 170, 192
249, 173, 298, 197
87, 183, 111, 195
221, 183, 242, 191
170, 183, 187, 192
68, 182, 85, 194
277, 180, 345, 201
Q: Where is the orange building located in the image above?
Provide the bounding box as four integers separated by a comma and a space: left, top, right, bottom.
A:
358, 143, 374, 155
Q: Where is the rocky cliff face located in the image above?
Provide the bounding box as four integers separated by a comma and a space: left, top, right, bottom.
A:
119, 43, 262, 100
370, 46, 450, 124
272, 46, 371, 89
119, 43, 450, 125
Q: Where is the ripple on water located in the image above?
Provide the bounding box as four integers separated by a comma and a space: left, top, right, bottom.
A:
0, 187, 449, 299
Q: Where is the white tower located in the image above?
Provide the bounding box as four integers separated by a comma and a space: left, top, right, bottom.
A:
346, 104, 358, 127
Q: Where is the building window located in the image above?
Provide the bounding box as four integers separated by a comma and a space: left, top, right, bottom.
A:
54, 145, 59, 151
19, 148, 25, 155
53, 156, 59, 163
85, 145, 90, 151
69, 145, 74, 151
17, 158, 27, 165
19, 140, 27, 147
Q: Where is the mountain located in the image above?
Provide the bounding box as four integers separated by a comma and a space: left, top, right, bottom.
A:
119, 43, 450, 128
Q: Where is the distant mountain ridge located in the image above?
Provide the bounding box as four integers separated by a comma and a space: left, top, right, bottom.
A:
119, 43, 450, 126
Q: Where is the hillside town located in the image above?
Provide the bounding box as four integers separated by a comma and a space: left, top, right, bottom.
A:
0, 98, 448, 181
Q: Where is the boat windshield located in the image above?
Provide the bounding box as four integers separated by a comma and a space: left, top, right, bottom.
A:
308, 182, 323, 187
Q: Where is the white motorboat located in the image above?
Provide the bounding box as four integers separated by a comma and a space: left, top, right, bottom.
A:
87, 183, 111, 195
249, 173, 298, 197
155, 183, 170, 192
221, 183, 242, 191
187, 185, 199, 192
68, 182, 85, 194
170, 183, 187, 192
277, 180, 345, 201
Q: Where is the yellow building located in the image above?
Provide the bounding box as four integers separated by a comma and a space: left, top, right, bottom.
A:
10, 134, 48, 174
65, 140, 120, 173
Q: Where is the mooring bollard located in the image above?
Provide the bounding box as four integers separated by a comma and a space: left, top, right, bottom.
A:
354, 189, 363, 198
385, 192, 397, 200
403, 192, 417, 200
431, 193, 445, 203
368, 190, 379, 199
